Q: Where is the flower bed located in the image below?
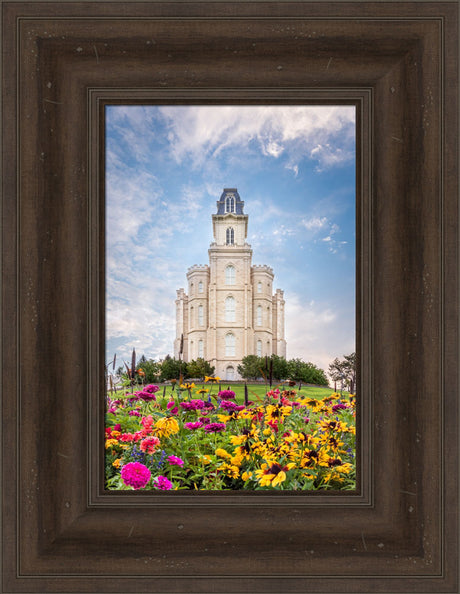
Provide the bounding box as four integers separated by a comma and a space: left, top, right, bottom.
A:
105, 380, 356, 491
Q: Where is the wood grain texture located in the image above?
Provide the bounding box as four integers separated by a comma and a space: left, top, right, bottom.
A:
1, 1, 458, 592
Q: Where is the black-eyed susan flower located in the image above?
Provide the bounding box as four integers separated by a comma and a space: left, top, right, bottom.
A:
254, 461, 296, 487
218, 463, 240, 479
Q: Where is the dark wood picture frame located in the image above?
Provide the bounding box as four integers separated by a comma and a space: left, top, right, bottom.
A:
2, 1, 458, 592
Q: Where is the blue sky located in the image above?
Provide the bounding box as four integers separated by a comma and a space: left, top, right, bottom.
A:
106, 105, 355, 373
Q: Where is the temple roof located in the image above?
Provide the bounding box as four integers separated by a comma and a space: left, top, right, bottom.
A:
215, 188, 245, 215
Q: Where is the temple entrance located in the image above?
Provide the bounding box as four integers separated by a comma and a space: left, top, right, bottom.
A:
226, 366, 235, 381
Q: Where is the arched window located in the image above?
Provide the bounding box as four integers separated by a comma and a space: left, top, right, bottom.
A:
225, 296, 235, 322
225, 333, 235, 357
198, 339, 204, 358
190, 306, 194, 329
226, 365, 235, 381
225, 195, 235, 213
198, 304, 204, 326
256, 340, 262, 357
190, 341, 194, 358
257, 282, 262, 294
226, 227, 234, 245
225, 265, 235, 285
198, 281, 203, 293
256, 305, 262, 326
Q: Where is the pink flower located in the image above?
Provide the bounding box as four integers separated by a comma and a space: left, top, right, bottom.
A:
120, 433, 135, 442
180, 399, 205, 411
144, 384, 159, 393
204, 422, 226, 433
167, 400, 179, 415
153, 475, 173, 490
140, 436, 160, 454
219, 400, 244, 412
167, 455, 184, 467
218, 390, 236, 400
136, 390, 156, 402
120, 462, 151, 490
185, 421, 204, 430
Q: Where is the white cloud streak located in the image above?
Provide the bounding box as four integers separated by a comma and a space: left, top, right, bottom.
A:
159, 105, 355, 172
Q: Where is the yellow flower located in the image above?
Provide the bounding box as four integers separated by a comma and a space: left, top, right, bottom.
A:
233, 443, 252, 460
196, 388, 209, 394
201, 455, 212, 465
263, 428, 272, 436
230, 453, 244, 467
111, 430, 121, 438
264, 404, 292, 424
318, 419, 348, 433
254, 462, 295, 487
155, 416, 179, 438
230, 434, 246, 446
105, 438, 119, 449
204, 376, 221, 383
215, 448, 231, 459
112, 458, 122, 468
322, 394, 340, 403
241, 471, 252, 481
180, 382, 195, 390
218, 463, 240, 479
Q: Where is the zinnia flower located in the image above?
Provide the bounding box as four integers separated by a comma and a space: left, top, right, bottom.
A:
136, 390, 156, 402
155, 416, 180, 438
219, 399, 239, 411
140, 436, 160, 454
153, 475, 174, 490
185, 421, 204, 430
180, 399, 205, 411
218, 389, 236, 400
204, 422, 226, 433
167, 400, 179, 415
144, 384, 159, 393
332, 403, 348, 413
167, 455, 184, 467
120, 462, 151, 490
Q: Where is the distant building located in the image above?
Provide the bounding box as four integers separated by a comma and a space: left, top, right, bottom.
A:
174, 189, 286, 380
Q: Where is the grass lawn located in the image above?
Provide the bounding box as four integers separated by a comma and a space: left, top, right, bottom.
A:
211, 383, 337, 404
110, 382, 346, 404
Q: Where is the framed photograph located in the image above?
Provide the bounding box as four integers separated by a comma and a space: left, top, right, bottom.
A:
2, 1, 458, 592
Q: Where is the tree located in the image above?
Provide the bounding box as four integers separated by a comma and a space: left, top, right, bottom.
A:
328, 352, 356, 393
186, 358, 215, 380
137, 357, 161, 383
237, 355, 264, 380
287, 358, 329, 385
269, 354, 289, 382
160, 355, 183, 382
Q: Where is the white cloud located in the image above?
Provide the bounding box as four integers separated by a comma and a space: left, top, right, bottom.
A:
302, 216, 328, 230
158, 106, 355, 170
285, 293, 355, 371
